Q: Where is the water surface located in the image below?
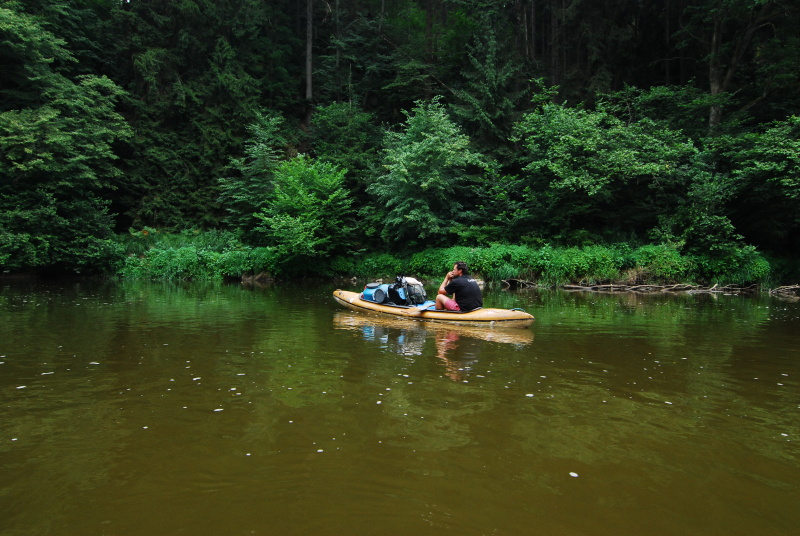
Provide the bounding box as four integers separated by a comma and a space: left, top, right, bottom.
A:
1, 280, 798, 535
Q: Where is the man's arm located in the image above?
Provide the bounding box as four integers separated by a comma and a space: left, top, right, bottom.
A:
438, 271, 453, 295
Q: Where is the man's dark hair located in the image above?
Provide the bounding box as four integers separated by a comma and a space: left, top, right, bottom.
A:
455, 261, 469, 275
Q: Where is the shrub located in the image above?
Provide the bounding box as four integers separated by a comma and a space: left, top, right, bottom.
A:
216, 247, 277, 278
692, 245, 771, 285
253, 155, 355, 275
407, 247, 474, 278
119, 243, 279, 280
329, 253, 406, 279
117, 228, 239, 256
628, 244, 691, 283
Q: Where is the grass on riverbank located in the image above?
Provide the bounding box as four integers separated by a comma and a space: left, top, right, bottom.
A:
115, 230, 795, 287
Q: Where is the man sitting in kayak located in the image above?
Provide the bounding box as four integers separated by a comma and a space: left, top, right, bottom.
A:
435, 261, 483, 312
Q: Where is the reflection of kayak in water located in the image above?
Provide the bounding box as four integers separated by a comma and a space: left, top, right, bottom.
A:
332, 289, 535, 329
332, 310, 535, 346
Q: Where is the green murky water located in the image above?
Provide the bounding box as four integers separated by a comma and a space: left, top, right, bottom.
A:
1, 279, 798, 535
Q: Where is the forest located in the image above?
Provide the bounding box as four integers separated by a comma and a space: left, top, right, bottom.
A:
1, 0, 799, 286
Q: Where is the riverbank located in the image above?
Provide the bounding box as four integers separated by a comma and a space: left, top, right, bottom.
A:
115, 237, 799, 289
5, 232, 798, 289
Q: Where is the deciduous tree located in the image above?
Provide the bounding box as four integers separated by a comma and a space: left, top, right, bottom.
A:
368, 97, 486, 246
254, 155, 354, 273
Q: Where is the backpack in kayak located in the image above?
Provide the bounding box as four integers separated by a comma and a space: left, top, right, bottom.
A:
361, 276, 427, 306
401, 276, 427, 305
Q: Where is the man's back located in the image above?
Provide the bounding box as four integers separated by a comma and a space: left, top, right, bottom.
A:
444, 275, 483, 311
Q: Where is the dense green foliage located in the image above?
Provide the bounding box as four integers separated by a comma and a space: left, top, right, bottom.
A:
119, 230, 783, 287
117, 228, 276, 279
512, 101, 700, 243
217, 112, 289, 243
332, 243, 776, 287
0, 2, 130, 272
1, 0, 799, 285
253, 155, 354, 269
368, 97, 486, 245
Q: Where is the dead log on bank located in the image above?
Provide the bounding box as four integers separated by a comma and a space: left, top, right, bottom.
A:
502, 279, 538, 289
561, 283, 758, 294
769, 285, 800, 298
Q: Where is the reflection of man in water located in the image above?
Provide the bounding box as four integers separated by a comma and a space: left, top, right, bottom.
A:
436, 330, 463, 381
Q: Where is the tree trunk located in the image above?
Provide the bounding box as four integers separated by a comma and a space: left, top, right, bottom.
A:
305, 0, 313, 103
303, 0, 313, 126
424, 0, 437, 98
664, 0, 670, 84
426, 0, 434, 63
708, 13, 724, 129
531, 0, 536, 62
707, 2, 778, 130
550, 0, 560, 85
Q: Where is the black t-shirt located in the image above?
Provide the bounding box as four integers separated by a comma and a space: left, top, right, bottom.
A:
444, 275, 483, 311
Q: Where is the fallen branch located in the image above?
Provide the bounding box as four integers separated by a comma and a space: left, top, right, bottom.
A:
769, 285, 800, 298
502, 279, 538, 289
560, 283, 758, 294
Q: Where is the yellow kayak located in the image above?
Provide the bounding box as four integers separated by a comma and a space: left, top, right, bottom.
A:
333, 310, 535, 346
332, 289, 534, 328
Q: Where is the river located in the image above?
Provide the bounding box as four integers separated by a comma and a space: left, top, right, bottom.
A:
1, 279, 798, 535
